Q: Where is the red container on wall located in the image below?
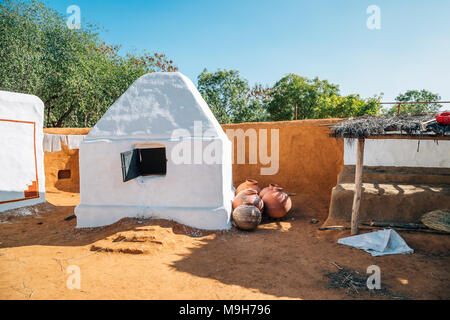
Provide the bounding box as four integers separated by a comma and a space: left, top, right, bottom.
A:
436, 112, 450, 125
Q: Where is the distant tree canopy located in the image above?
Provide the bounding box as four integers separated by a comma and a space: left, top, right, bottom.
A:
199, 70, 383, 123
0, 0, 177, 127
385, 89, 442, 115
268, 74, 339, 120
1, 1, 442, 127
197, 69, 270, 124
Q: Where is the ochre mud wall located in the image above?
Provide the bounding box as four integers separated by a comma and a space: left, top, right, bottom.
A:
222, 119, 344, 207
43, 128, 90, 192
43, 121, 344, 211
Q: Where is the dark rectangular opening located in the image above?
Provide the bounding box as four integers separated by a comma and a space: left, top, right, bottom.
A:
121, 147, 167, 182
58, 170, 71, 180
139, 147, 167, 176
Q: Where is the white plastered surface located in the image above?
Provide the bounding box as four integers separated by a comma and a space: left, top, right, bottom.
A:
75, 73, 233, 230
0, 91, 45, 212
344, 138, 450, 168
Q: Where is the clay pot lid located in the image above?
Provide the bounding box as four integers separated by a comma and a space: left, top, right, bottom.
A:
269, 184, 279, 189
246, 179, 258, 184
273, 187, 284, 192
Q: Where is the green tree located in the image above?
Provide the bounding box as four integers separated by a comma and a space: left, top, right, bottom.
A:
386, 89, 442, 115
314, 94, 382, 118
267, 74, 381, 120
267, 74, 340, 120
197, 69, 268, 123
245, 83, 271, 122
0, 0, 177, 127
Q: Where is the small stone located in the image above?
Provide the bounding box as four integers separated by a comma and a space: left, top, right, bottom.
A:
64, 214, 76, 221
311, 219, 319, 224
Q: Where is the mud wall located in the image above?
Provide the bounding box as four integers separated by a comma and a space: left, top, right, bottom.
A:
43, 121, 344, 205
222, 119, 344, 201
43, 128, 90, 192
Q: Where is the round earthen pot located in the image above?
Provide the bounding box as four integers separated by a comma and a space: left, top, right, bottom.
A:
261, 187, 292, 219
259, 184, 280, 199
235, 179, 261, 195
233, 203, 262, 231
232, 189, 264, 212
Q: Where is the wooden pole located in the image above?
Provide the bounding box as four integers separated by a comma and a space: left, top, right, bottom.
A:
351, 138, 365, 235
295, 104, 298, 120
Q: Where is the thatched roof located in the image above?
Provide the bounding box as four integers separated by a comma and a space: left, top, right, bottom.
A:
330, 115, 450, 139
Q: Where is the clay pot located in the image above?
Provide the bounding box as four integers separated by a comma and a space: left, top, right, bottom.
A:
233, 204, 262, 231
259, 184, 280, 199
261, 187, 292, 219
235, 179, 261, 195
232, 189, 264, 212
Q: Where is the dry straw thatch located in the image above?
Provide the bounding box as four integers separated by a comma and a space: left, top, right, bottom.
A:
421, 210, 450, 233
330, 115, 450, 139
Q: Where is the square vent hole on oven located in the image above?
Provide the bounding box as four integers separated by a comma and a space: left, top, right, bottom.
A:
121, 147, 167, 182
58, 169, 71, 180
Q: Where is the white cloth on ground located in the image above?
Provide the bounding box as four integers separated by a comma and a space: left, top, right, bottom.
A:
337, 229, 414, 256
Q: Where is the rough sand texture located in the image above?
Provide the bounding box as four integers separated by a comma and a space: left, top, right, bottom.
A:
0, 190, 449, 300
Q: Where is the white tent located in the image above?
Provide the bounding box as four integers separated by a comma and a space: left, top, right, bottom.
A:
0, 91, 45, 212
75, 72, 234, 230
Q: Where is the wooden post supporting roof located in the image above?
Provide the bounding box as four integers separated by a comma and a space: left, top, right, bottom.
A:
351, 138, 365, 235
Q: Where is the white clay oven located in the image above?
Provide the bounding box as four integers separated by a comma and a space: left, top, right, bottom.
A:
0, 91, 46, 212
75, 72, 234, 230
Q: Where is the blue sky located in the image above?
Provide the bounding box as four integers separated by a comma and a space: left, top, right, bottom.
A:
47, 0, 450, 102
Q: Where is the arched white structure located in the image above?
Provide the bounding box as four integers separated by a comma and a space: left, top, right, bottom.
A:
0, 91, 45, 212
75, 72, 233, 230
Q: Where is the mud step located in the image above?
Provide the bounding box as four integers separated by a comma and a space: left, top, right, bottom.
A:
328, 182, 450, 223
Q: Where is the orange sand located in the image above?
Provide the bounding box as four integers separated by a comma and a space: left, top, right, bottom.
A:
0, 189, 449, 300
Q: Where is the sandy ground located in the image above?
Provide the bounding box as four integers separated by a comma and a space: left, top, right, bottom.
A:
0, 189, 449, 300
